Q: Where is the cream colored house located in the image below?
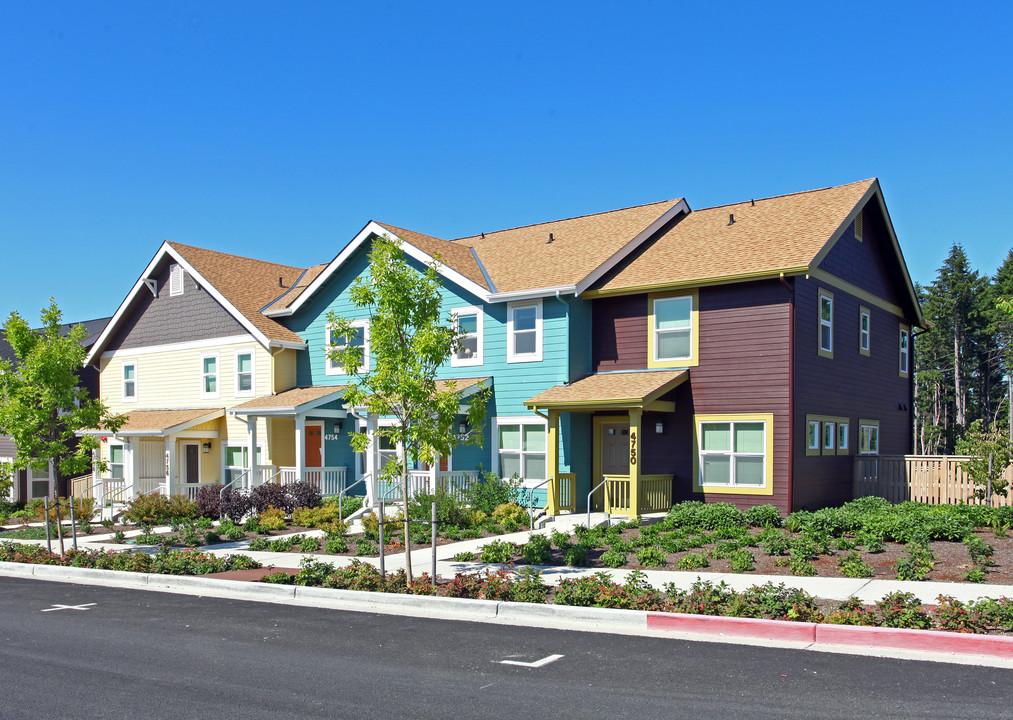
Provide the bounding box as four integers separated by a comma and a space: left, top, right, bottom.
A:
80, 242, 348, 503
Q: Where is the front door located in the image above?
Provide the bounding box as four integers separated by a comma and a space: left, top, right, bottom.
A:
598, 422, 630, 509
305, 424, 323, 468
183, 444, 200, 485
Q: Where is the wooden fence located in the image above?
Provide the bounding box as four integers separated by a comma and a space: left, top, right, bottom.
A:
853, 455, 1013, 506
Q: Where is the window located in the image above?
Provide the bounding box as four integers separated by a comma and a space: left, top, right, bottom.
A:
201, 353, 219, 398
806, 420, 820, 453
225, 445, 263, 485
451, 306, 483, 367
377, 433, 398, 472
822, 422, 836, 452
648, 291, 699, 368
496, 419, 546, 483
859, 307, 871, 356
697, 418, 770, 491
122, 361, 137, 402
854, 209, 863, 242
169, 263, 184, 296
507, 300, 542, 363
326, 320, 370, 375
108, 445, 124, 479
899, 326, 910, 377
235, 350, 255, 396
837, 422, 849, 453
30, 464, 51, 499
859, 420, 879, 455
818, 290, 834, 358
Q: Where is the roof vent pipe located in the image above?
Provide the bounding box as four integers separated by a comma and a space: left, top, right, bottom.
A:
751, 199, 755, 206
279, 276, 284, 287
547, 232, 554, 243
728, 213, 735, 225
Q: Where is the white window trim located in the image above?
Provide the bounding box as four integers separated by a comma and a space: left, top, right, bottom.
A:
325, 319, 370, 376
122, 360, 137, 403
201, 352, 220, 399
806, 420, 820, 453
899, 326, 910, 377
837, 422, 849, 453
222, 442, 265, 483
506, 300, 543, 364
234, 348, 256, 397
450, 305, 484, 367
859, 421, 880, 456
859, 307, 871, 356
822, 421, 836, 452
492, 415, 547, 488
652, 295, 694, 363
818, 290, 834, 358
697, 418, 768, 489
169, 263, 184, 297
107, 442, 125, 480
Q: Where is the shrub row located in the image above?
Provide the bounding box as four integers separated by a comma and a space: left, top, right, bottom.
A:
0, 541, 260, 575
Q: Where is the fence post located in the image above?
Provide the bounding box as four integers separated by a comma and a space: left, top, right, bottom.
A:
431, 501, 437, 583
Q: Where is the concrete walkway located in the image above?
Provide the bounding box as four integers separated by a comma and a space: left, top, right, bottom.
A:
6, 519, 1013, 605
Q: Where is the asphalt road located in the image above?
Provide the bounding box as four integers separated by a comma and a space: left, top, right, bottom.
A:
1, 577, 1011, 720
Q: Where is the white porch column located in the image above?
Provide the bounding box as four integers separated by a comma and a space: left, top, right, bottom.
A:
164, 437, 176, 497
429, 460, 438, 494
247, 415, 258, 491
91, 447, 103, 506
124, 439, 138, 498
364, 414, 377, 507
295, 414, 305, 485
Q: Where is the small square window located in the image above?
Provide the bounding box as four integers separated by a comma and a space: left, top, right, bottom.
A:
122, 362, 137, 402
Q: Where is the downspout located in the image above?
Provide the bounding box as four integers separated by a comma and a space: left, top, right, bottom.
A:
779, 273, 795, 512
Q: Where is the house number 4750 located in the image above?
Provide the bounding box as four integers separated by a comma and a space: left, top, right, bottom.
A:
629, 431, 637, 466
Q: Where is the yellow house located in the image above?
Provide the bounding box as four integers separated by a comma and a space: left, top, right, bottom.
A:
80, 242, 347, 503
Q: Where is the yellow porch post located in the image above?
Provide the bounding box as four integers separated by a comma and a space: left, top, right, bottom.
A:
628, 408, 642, 522
546, 410, 560, 515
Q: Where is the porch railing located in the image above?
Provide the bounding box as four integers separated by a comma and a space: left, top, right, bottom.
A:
555, 473, 576, 512
378, 470, 480, 504
277, 466, 349, 497
598, 474, 673, 515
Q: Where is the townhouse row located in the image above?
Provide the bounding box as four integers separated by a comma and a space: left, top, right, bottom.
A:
74, 178, 924, 517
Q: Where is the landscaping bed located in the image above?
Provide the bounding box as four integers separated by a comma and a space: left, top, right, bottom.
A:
459, 498, 1013, 585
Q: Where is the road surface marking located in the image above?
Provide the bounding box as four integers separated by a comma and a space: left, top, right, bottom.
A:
500, 654, 564, 668
41, 603, 97, 612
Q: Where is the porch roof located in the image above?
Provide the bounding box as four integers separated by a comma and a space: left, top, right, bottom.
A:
229, 386, 348, 416
435, 376, 490, 397
80, 408, 225, 437
524, 370, 688, 412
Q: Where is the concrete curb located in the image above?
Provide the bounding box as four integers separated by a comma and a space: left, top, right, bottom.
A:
5, 561, 1013, 661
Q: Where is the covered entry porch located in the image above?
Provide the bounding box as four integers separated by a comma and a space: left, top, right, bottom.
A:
526, 369, 688, 521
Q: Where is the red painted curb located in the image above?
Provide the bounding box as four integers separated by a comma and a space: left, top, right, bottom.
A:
815, 623, 1013, 658
646, 612, 817, 642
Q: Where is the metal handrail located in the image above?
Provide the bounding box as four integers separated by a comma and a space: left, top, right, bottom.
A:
586, 475, 614, 529
219, 469, 251, 512
337, 475, 369, 521
526, 477, 550, 529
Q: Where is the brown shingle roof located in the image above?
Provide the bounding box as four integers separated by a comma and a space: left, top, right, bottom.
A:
168, 242, 306, 345
435, 376, 490, 395
93, 408, 224, 436
231, 386, 346, 411
596, 180, 876, 293
453, 200, 682, 293
377, 223, 490, 291
526, 370, 688, 409
269, 263, 329, 311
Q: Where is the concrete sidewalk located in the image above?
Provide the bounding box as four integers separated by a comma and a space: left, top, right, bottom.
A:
8, 519, 1013, 605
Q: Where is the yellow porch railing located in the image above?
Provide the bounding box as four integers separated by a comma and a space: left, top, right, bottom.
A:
554, 473, 576, 512
601, 474, 673, 515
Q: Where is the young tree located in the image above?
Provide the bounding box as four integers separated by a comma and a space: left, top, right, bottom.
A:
327, 236, 488, 584
0, 300, 124, 499
956, 419, 1012, 501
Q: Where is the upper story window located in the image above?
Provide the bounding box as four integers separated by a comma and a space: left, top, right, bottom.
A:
818, 289, 834, 358
326, 320, 370, 375
235, 350, 255, 396
201, 353, 219, 398
507, 300, 542, 363
859, 307, 871, 356
169, 263, 184, 296
451, 306, 483, 367
899, 326, 910, 377
122, 361, 137, 402
648, 290, 699, 368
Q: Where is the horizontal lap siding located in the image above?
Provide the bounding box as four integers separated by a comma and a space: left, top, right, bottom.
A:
793, 273, 914, 510
592, 281, 791, 513
815, 207, 904, 306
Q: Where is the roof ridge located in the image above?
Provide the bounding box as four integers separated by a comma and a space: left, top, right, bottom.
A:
451, 198, 680, 243
693, 178, 876, 213
168, 241, 308, 273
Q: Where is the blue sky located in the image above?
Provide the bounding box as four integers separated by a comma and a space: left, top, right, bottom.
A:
1, 1, 1010, 324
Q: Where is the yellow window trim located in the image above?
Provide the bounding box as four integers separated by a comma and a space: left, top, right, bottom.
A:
805, 414, 850, 456
647, 289, 700, 369
692, 412, 774, 496
818, 288, 834, 359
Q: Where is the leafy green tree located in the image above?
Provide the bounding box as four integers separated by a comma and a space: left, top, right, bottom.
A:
326, 235, 488, 583
0, 300, 124, 498
956, 419, 1012, 500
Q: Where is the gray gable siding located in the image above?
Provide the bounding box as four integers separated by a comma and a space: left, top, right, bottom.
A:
106, 259, 248, 352
0, 435, 15, 456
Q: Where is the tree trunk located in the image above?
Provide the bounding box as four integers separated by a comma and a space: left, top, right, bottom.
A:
954, 330, 966, 429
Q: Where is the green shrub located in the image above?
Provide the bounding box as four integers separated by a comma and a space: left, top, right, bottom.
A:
825, 597, 879, 626
521, 534, 552, 565
248, 538, 269, 551
324, 534, 348, 554
666, 501, 746, 531
838, 551, 874, 578
760, 531, 791, 556
788, 556, 817, 576
562, 543, 590, 567
258, 507, 288, 532
122, 494, 197, 525
480, 539, 516, 564
676, 552, 709, 570
964, 535, 994, 566
261, 571, 294, 585
299, 536, 321, 552
466, 471, 521, 516
491, 502, 528, 527
354, 537, 377, 555
963, 568, 986, 583
408, 490, 469, 528
636, 546, 668, 567
894, 542, 935, 581
743, 504, 782, 528
600, 548, 628, 568
877, 591, 931, 629
452, 551, 473, 562
728, 549, 755, 573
